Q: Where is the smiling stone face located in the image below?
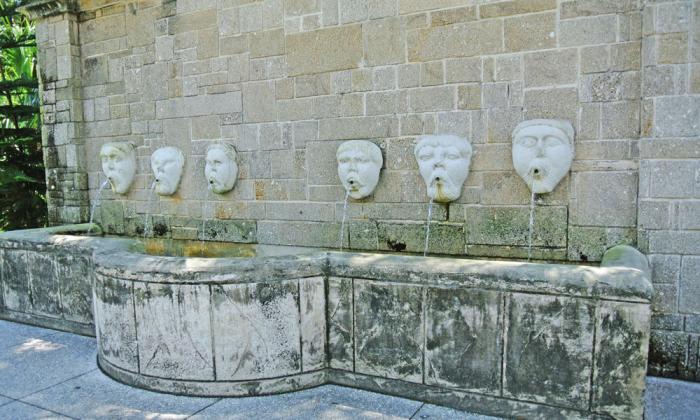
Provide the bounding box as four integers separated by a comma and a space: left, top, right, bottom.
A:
414, 135, 472, 203
100, 142, 136, 195
512, 119, 574, 194
336, 140, 383, 199
205, 144, 238, 194
151, 147, 185, 196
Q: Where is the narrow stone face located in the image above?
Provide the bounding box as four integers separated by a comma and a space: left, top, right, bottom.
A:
327, 277, 354, 370
134, 283, 214, 380
212, 281, 301, 380
56, 253, 93, 324
504, 293, 595, 409
354, 280, 423, 383
593, 302, 650, 419
425, 288, 502, 394
300, 277, 326, 372
26, 251, 60, 317
1, 250, 31, 313
94, 274, 138, 372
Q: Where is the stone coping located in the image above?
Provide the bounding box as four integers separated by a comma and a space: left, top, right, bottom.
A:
0, 226, 652, 302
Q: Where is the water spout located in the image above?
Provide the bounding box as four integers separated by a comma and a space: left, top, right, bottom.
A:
338, 191, 350, 251
87, 179, 110, 236
424, 199, 434, 256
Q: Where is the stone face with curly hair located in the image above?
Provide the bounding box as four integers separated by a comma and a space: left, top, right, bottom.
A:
100, 142, 136, 194
205, 143, 238, 194
336, 140, 383, 199
151, 146, 185, 196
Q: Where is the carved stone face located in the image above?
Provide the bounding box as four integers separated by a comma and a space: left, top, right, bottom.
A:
205, 144, 238, 194
100, 142, 136, 194
336, 140, 383, 200
151, 147, 184, 196
512, 119, 574, 194
415, 135, 472, 203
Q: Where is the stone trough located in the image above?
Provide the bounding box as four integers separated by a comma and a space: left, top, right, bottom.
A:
0, 226, 652, 419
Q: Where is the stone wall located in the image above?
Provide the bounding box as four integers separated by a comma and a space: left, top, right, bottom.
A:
22, 0, 700, 380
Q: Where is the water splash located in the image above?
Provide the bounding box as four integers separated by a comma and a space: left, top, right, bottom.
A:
424, 198, 434, 257
143, 180, 157, 239
338, 191, 350, 251
87, 179, 110, 236
200, 185, 212, 256
527, 188, 536, 262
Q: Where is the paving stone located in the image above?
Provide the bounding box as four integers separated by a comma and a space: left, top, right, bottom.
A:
645, 377, 700, 420
0, 395, 10, 406
0, 401, 70, 419
0, 320, 58, 350
0, 330, 96, 398
22, 370, 217, 420
191, 384, 421, 419
414, 404, 502, 419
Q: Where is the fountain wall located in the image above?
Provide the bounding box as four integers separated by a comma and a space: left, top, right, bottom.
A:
18, 0, 700, 381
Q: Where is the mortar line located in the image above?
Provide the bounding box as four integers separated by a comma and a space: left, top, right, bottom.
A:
17, 367, 98, 402
184, 398, 223, 420
10, 399, 79, 420
409, 402, 425, 419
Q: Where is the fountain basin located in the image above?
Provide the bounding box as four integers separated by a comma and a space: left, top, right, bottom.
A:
0, 227, 652, 419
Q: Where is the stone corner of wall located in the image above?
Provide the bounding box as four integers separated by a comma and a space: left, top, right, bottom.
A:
18, 0, 78, 20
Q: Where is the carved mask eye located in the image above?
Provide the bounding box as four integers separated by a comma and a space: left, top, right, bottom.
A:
517, 136, 537, 148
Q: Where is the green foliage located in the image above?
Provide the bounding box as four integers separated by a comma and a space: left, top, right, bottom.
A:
0, 0, 46, 231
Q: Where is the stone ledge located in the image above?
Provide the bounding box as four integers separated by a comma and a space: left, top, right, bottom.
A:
18, 0, 77, 20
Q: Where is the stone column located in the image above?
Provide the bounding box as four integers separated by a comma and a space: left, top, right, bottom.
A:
20, 0, 87, 225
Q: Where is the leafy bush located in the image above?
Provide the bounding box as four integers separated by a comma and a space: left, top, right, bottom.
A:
0, 0, 46, 231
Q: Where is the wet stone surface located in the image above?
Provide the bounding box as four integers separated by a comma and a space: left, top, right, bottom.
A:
26, 251, 60, 317
425, 288, 502, 394
56, 253, 93, 323
327, 277, 354, 371
354, 280, 423, 383
94, 274, 138, 372
1, 249, 31, 312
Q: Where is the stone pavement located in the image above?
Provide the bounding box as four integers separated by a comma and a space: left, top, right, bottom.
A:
0, 320, 697, 420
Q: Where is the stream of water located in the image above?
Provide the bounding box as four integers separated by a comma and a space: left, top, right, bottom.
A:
143, 181, 157, 239
338, 191, 350, 251
423, 199, 434, 257
527, 189, 536, 261
87, 179, 110, 236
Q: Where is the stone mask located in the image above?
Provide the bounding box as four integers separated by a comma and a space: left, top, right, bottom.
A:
336, 140, 383, 200
205, 144, 238, 194
414, 135, 472, 203
512, 119, 574, 194
151, 147, 185, 196
100, 142, 136, 195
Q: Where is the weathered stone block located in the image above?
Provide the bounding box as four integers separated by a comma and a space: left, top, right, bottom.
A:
27, 251, 60, 317
466, 206, 567, 248
364, 17, 404, 66
653, 96, 700, 138
287, 25, 362, 76
328, 277, 353, 370
593, 301, 649, 420
249, 29, 285, 58
156, 92, 242, 119
524, 49, 578, 88
648, 330, 691, 378
200, 220, 256, 243
481, 0, 556, 18
572, 171, 638, 227
94, 274, 138, 372
407, 20, 502, 61
354, 280, 423, 383
567, 226, 636, 263
523, 87, 578, 122
408, 86, 454, 112
378, 221, 465, 255
504, 12, 556, 52
426, 288, 502, 394
505, 294, 595, 409
134, 283, 214, 380
301, 277, 326, 372
258, 221, 346, 248
559, 15, 617, 47
680, 257, 700, 314
212, 281, 301, 380
1, 250, 30, 313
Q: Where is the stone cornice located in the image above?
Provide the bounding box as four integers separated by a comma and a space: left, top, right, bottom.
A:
18, 0, 77, 20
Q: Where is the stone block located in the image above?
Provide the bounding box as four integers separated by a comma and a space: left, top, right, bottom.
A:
318, 116, 398, 140
523, 87, 578, 122
328, 277, 353, 370
524, 49, 578, 88
680, 257, 700, 314
466, 206, 567, 248
54, 252, 92, 324
300, 277, 326, 372
654, 97, 700, 138
378, 221, 465, 255
680, 201, 700, 229
156, 92, 242, 119
580, 72, 640, 103
100, 200, 125, 235
287, 25, 362, 76
572, 171, 637, 228
285, 0, 319, 16
648, 330, 690, 378
457, 84, 481, 110
169, 9, 216, 34
431, 6, 476, 26
421, 61, 444, 86
480, 0, 556, 18
94, 274, 138, 372
354, 280, 423, 383
445, 57, 481, 83
249, 29, 285, 58
398, 0, 465, 14
647, 160, 698, 199
364, 17, 404, 67
504, 294, 595, 410
567, 226, 636, 262
408, 86, 454, 112
656, 2, 691, 34
242, 81, 276, 123
348, 220, 379, 251
649, 254, 681, 285
559, 15, 617, 47
648, 230, 700, 255
26, 251, 60, 318
638, 200, 670, 231
212, 281, 301, 380
1, 250, 30, 312
601, 101, 640, 139
425, 288, 502, 394
504, 12, 556, 52
200, 220, 257, 243
560, 0, 637, 19
240, 3, 263, 33
339, 0, 368, 23
257, 221, 346, 248
592, 301, 650, 420
134, 283, 214, 380
408, 20, 502, 61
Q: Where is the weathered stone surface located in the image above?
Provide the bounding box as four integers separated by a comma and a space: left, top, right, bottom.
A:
94, 274, 138, 372
466, 206, 567, 248
425, 288, 502, 394
287, 25, 362, 76
56, 253, 93, 324
200, 220, 256, 243
300, 277, 326, 372
212, 281, 301, 380
364, 17, 404, 66
407, 20, 502, 62
1, 250, 31, 313
572, 171, 638, 227
26, 251, 60, 317
377, 221, 465, 255
328, 277, 353, 370
567, 226, 636, 263
504, 294, 595, 409
593, 301, 650, 420
504, 12, 556, 52
354, 280, 423, 383
134, 283, 214, 380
